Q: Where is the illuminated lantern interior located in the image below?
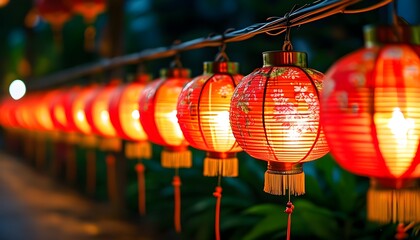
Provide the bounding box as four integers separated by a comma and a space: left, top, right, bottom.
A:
140, 68, 192, 168
177, 61, 242, 177
230, 51, 329, 196
321, 25, 420, 223
109, 74, 151, 159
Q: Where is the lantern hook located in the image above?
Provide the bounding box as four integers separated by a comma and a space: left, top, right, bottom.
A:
170, 40, 183, 68
215, 29, 233, 62
282, 9, 294, 51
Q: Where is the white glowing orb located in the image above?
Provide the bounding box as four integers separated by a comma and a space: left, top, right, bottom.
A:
9, 79, 26, 100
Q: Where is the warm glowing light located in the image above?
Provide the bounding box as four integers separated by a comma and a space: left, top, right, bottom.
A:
9, 80, 26, 100
388, 108, 415, 146
77, 110, 85, 121
214, 111, 230, 132
131, 109, 140, 120
100, 110, 109, 122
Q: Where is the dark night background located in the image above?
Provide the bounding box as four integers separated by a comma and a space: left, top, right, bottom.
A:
0, 0, 419, 239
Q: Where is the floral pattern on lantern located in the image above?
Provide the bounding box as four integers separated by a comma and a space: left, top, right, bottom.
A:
139, 68, 192, 168
230, 51, 329, 196
177, 61, 242, 177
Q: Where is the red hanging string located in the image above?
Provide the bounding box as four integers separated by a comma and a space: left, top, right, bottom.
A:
86, 149, 96, 195
395, 222, 415, 240
284, 201, 294, 240
106, 154, 116, 202
135, 162, 146, 216
213, 186, 223, 240
172, 175, 182, 233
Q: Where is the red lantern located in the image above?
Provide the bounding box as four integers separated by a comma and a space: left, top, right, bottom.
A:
36, 0, 72, 33
177, 61, 242, 177
68, 85, 98, 136
108, 73, 151, 215
34, 90, 61, 133
321, 26, 420, 223
85, 81, 118, 139
109, 74, 151, 158
230, 51, 329, 196
139, 67, 191, 233
140, 68, 192, 168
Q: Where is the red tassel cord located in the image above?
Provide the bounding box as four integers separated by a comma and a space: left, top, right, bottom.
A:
284, 201, 294, 240
135, 162, 146, 216
106, 154, 117, 202
172, 175, 182, 233
213, 186, 223, 240
395, 222, 415, 240
86, 149, 96, 195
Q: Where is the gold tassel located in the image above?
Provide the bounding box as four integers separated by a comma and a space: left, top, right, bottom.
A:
99, 138, 121, 152
203, 157, 238, 177
125, 141, 152, 160
264, 171, 305, 196
81, 135, 97, 148
161, 149, 192, 168
367, 186, 420, 223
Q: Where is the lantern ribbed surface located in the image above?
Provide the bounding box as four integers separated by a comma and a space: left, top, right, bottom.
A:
109, 74, 151, 159
321, 36, 420, 223
177, 61, 243, 177
139, 68, 192, 168
85, 82, 117, 137
230, 51, 329, 195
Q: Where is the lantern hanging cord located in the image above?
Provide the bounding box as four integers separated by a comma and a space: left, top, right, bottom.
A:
215, 29, 233, 62
284, 178, 295, 240
26, 0, 393, 90
213, 174, 223, 240
282, 8, 294, 51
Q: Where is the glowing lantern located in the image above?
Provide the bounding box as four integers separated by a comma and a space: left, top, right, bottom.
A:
109, 74, 151, 158
321, 25, 420, 223
177, 61, 242, 176
230, 51, 329, 196
85, 80, 121, 202
108, 73, 151, 216
177, 60, 243, 239
34, 90, 60, 133
139, 67, 191, 233
85, 81, 118, 139
140, 68, 192, 168
71, 0, 106, 51
69, 85, 98, 136
68, 84, 100, 195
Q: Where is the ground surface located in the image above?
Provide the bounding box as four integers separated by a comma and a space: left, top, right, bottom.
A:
0, 151, 158, 240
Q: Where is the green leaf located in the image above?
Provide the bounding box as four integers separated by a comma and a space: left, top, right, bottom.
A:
293, 199, 339, 240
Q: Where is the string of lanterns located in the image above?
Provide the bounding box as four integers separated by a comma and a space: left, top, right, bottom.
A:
0, 0, 419, 239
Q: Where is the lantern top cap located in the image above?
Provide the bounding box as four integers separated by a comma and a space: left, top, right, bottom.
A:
203, 61, 239, 74
263, 51, 307, 68
364, 25, 420, 47
160, 68, 190, 78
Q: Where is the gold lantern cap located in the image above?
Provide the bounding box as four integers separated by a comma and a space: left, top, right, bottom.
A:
203, 61, 239, 74
263, 51, 307, 68
364, 25, 420, 47
160, 68, 191, 78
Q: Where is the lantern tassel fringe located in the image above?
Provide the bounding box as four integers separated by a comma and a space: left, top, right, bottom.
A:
204, 157, 238, 177
162, 150, 192, 168
264, 171, 305, 196
125, 141, 152, 159
367, 187, 420, 223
